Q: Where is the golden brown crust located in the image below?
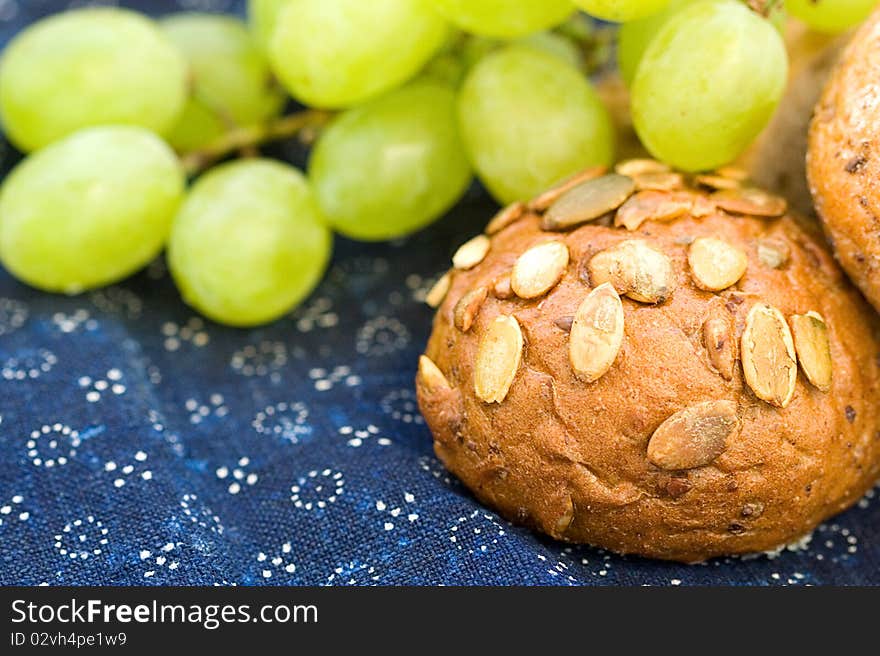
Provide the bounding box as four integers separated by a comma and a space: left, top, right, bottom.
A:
808, 9, 880, 313
417, 172, 880, 563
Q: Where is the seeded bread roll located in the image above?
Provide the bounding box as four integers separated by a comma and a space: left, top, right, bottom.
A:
808, 9, 880, 314
417, 163, 880, 562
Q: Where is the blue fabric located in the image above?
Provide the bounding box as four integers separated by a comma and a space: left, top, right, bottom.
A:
1, 0, 878, 586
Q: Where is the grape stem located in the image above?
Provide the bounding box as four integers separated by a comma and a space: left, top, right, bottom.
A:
180, 108, 334, 175
745, 0, 782, 17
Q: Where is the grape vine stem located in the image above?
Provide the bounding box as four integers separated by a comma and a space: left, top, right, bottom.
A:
180, 108, 334, 175
745, 0, 782, 17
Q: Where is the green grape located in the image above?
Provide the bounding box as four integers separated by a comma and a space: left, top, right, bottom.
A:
0, 8, 187, 153
457, 45, 614, 205
169, 159, 331, 327
556, 11, 597, 42
248, 0, 289, 50
269, 0, 448, 108
618, 0, 784, 86
423, 50, 470, 87
618, 0, 699, 86
161, 13, 285, 152
432, 0, 575, 38
165, 97, 229, 153
767, 2, 788, 33
631, 0, 788, 171
309, 79, 472, 241
518, 32, 583, 70
785, 0, 876, 33
574, 0, 671, 22
0, 127, 184, 294
430, 31, 582, 85
421, 30, 474, 86
459, 36, 502, 71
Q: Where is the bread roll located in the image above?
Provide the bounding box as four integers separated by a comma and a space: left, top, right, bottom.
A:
417, 164, 880, 562
809, 8, 880, 312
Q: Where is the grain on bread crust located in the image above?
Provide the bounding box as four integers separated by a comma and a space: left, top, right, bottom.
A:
417, 164, 880, 562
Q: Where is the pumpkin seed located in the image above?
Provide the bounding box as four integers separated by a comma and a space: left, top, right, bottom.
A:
615, 190, 693, 231
474, 315, 523, 403
511, 241, 569, 299
485, 201, 526, 235
695, 174, 741, 190
453, 286, 488, 332
688, 237, 748, 291
453, 234, 491, 270
425, 272, 451, 308
528, 166, 607, 212
702, 317, 737, 380
712, 187, 787, 218
741, 303, 797, 407
542, 174, 635, 231
615, 158, 670, 177
588, 239, 674, 304
647, 400, 740, 470
633, 171, 685, 192
418, 355, 451, 393
757, 238, 790, 269
790, 311, 832, 392
569, 283, 624, 382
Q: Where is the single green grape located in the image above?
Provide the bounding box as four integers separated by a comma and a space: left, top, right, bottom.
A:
161, 13, 285, 151
432, 0, 575, 37
309, 79, 472, 241
421, 30, 474, 86
631, 0, 788, 171
556, 11, 597, 42
618, 0, 698, 85
0, 126, 184, 293
429, 31, 582, 85
248, 0, 289, 51
423, 51, 470, 87
518, 32, 583, 70
457, 45, 614, 205
165, 97, 229, 154
0, 8, 187, 153
169, 159, 332, 327
619, 0, 784, 86
767, 2, 788, 34
785, 0, 876, 33
269, 0, 448, 108
574, 0, 671, 22
459, 36, 502, 71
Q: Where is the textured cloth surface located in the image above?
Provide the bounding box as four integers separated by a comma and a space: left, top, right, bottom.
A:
0, 0, 878, 586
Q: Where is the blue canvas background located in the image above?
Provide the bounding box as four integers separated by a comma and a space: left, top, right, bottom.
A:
0, 0, 877, 586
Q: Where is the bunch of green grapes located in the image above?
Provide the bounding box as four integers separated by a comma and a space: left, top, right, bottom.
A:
0, 1, 875, 326
0, 7, 330, 326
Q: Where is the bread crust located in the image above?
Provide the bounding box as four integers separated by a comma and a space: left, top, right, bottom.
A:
808, 9, 880, 312
417, 179, 880, 562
